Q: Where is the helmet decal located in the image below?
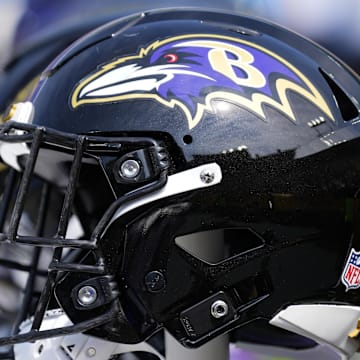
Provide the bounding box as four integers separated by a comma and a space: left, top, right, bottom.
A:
341, 248, 360, 291
71, 34, 334, 129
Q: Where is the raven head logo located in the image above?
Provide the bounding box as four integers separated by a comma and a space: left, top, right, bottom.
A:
71, 34, 334, 129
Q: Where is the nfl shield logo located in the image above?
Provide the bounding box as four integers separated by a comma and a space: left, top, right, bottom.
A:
342, 248, 360, 291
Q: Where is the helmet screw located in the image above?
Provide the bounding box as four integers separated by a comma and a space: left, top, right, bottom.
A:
200, 169, 215, 184
86, 347, 96, 357
120, 159, 141, 179
77, 285, 98, 306
145, 271, 166, 293
210, 300, 229, 319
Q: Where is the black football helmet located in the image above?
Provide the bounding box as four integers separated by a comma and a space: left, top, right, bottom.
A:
0, 7, 360, 359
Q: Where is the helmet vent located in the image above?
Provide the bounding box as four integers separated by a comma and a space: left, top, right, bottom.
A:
175, 228, 264, 265
320, 68, 358, 121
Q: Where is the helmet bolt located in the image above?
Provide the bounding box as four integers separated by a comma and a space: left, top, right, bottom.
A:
200, 169, 215, 184
120, 159, 141, 179
145, 271, 166, 293
210, 300, 229, 319
86, 347, 96, 357
77, 285, 97, 306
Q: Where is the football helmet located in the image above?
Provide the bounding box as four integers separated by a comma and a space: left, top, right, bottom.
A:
0, 7, 360, 359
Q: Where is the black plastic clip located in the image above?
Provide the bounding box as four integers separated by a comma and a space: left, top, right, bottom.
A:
113, 146, 169, 184
71, 275, 119, 311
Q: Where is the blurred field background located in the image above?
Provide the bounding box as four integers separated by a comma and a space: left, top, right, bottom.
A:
0, 0, 359, 72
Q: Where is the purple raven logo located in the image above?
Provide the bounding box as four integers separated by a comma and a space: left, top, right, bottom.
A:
71, 34, 334, 129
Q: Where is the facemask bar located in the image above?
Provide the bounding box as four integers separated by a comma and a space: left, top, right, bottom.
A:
0, 120, 169, 353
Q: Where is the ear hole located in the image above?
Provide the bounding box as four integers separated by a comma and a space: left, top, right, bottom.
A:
320, 68, 358, 121
175, 228, 265, 265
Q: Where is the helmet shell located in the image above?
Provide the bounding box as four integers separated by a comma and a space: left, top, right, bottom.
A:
29, 8, 360, 161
